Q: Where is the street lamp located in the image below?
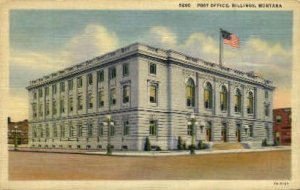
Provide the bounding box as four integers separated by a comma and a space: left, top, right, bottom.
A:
13, 126, 19, 151
187, 113, 198, 155
103, 115, 114, 155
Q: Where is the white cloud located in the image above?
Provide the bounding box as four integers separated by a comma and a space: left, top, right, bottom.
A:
64, 24, 119, 64
146, 26, 177, 48
10, 24, 119, 120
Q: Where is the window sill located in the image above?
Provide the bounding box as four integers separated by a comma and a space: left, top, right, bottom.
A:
149, 103, 158, 107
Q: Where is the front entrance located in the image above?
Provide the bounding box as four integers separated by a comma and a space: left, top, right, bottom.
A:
221, 123, 227, 142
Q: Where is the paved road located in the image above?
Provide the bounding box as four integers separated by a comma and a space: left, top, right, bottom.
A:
9, 150, 290, 180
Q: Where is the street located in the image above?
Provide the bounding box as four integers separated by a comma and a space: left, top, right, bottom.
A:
9, 150, 290, 180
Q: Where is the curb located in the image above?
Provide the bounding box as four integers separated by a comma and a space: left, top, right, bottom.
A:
9, 147, 291, 157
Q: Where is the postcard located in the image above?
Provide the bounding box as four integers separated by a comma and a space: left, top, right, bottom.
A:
0, 0, 299, 189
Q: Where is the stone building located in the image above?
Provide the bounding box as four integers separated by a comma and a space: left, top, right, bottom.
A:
26, 43, 275, 150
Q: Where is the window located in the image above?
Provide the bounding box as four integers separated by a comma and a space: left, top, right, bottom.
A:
88, 73, 93, 85
276, 115, 282, 123
249, 125, 254, 137
68, 80, 73, 90
53, 125, 57, 137
87, 123, 93, 137
247, 91, 254, 114
38, 88, 43, 97
52, 84, 57, 94
123, 121, 129, 136
33, 127, 37, 138
204, 82, 213, 109
109, 125, 115, 136
220, 86, 228, 111
149, 120, 157, 136
52, 99, 57, 115
149, 63, 156, 75
45, 126, 50, 137
110, 89, 116, 105
187, 125, 192, 136
149, 84, 158, 103
60, 124, 65, 138
123, 85, 130, 104
32, 103, 37, 118
45, 101, 50, 115
97, 70, 104, 82
45, 87, 49, 96
77, 95, 83, 110
77, 77, 83, 88
88, 93, 93, 109
265, 90, 269, 99
123, 63, 129, 76
60, 99, 65, 113
186, 78, 195, 107
234, 89, 242, 113
40, 126, 43, 138
98, 91, 104, 107
38, 104, 43, 116
69, 124, 75, 137
33, 91, 37, 99
69, 97, 73, 112
109, 67, 117, 80
77, 123, 83, 137
98, 122, 104, 136
265, 104, 270, 117
60, 82, 65, 92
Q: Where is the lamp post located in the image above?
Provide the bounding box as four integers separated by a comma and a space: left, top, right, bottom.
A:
103, 115, 114, 155
188, 113, 198, 155
13, 126, 19, 151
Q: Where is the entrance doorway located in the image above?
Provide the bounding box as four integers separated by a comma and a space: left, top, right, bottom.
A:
236, 124, 241, 142
205, 121, 212, 141
221, 123, 227, 142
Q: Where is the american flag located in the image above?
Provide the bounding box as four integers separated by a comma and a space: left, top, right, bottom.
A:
221, 30, 240, 48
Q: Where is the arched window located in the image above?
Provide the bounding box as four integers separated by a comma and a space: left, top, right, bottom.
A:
234, 88, 242, 113
247, 91, 254, 114
204, 82, 213, 109
220, 85, 228, 111
186, 78, 195, 107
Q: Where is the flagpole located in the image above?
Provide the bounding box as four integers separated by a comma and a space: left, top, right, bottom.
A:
219, 28, 223, 67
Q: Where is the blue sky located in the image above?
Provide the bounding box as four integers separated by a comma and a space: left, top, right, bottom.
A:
9, 10, 292, 120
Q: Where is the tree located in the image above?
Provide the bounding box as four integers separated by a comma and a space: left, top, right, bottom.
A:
144, 136, 151, 151
177, 136, 183, 150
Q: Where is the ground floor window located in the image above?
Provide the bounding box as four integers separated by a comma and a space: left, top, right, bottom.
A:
187, 125, 192, 136
149, 120, 157, 136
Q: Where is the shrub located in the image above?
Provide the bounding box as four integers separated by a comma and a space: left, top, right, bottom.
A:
262, 138, 268, 147
182, 142, 187, 150
197, 140, 205, 150
156, 146, 162, 151
177, 136, 183, 150
273, 138, 279, 146
144, 136, 151, 151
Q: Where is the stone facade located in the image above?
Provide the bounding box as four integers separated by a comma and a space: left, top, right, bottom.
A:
26, 43, 275, 150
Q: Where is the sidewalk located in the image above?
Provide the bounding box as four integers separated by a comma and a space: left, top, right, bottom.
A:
8, 146, 291, 156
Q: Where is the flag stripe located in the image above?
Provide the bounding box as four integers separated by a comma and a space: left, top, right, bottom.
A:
223, 33, 240, 48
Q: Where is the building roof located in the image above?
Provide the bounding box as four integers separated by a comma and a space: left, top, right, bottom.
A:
26, 42, 274, 90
